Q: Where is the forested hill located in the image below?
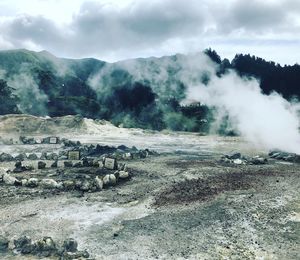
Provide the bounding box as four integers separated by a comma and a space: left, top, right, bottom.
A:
0, 48, 299, 132
205, 49, 300, 99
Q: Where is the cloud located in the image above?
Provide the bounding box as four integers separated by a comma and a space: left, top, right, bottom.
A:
0, 0, 299, 63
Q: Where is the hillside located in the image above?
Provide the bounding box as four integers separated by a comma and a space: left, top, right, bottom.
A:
0, 49, 299, 132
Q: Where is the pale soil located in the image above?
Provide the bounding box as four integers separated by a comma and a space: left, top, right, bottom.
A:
0, 118, 299, 259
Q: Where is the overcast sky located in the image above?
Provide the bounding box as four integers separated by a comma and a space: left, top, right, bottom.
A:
0, 0, 299, 64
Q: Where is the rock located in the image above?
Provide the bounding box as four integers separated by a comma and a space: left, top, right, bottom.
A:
38, 161, 46, 169
94, 176, 103, 190
80, 180, 91, 191
233, 159, 244, 165
40, 179, 59, 189
40, 152, 47, 160
103, 157, 117, 170
26, 178, 39, 188
93, 161, 100, 167
122, 152, 133, 160
63, 238, 78, 253
46, 153, 58, 160
227, 152, 241, 160
2, 173, 18, 185
21, 179, 28, 186
14, 236, 35, 254
109, 174, 117, 185
64, 161, 73, 168
102, 174, 110, 186
118, 171, 129, 179
51, 160, 58, 168
15, 153, 26, 161
73, 162, 82, 168
15, 161, 22, 169
34, 237, 57, 257
0, 235, 9, 252
61, 250, 90, 259
0, 152, 14, 162
251, 156, 267, 165
63, 180, 75, 190
27, 153, 38, 160
19, 136, 36, 145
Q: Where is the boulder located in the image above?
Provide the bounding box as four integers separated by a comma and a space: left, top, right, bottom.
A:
27, 153, 38, 160
46, 153, 58, 160
63, 180, 75, 190
40, 179, 59, 189
15, 153, 26, 161
94, 176, 103, 190
80, 180, 91, 191
0, 152, 14, 162
21, 179, 28, 186
233, 159, 244, 165
51, 160, 58, 168
118, 171, 129, 179
19, 136, 36, 145
34, 237, 57, 257
14, 236, 35, 254
40, 152, 47, 160
226, 152, 241, 160
2, 172, 18, 185
251, 156, 268, 165
62, 238, 78, 253
64, 161, 73, 168
26, 178, 39, 188
38, 161, 47, 169
0, 235, 9, 252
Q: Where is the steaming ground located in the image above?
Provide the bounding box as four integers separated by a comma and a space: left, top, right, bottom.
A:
0, 115, 299, 259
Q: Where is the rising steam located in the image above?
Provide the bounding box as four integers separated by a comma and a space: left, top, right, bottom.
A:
185, 72, 300, 154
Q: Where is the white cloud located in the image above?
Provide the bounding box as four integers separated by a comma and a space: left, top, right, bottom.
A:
0, 0, 299, 64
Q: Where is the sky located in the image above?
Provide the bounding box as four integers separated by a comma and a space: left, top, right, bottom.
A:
0, 0, 299, 64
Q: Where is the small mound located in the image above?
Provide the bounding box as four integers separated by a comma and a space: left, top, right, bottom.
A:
0, 114, 114, 134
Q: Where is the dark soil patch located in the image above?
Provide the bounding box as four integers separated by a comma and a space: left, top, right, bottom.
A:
154, 171, 255, 206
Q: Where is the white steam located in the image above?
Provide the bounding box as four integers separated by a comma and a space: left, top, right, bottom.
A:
7, 65, 49, 116
186, 72, 300, 154
90, 52, 300, 153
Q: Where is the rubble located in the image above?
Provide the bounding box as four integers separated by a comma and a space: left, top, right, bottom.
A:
269, 150, 300, 163
220, 153, 268, 165
11, 235, 90, 259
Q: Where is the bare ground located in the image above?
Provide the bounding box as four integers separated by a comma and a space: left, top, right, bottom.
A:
0, 135, 299, 259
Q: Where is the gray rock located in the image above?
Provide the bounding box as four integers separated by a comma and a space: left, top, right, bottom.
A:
40, 152, 47, 160
118, 171, 129, 179
0, 152, 14, 162
26, 178, 39, 188
15, 153, 26, 161
27, 153, 38, 160
14, 236, 35, 254
94, 176, 103, 190
2, 173, 18, 185
226, 152, 241, 160
40, 179, 59, 189
0, 235, 9, 252
64, 161, 73, 168
51, 160, 58, 168
63, 238, 78, 253
38, 161, 46, 169
80, 180, 91, 191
